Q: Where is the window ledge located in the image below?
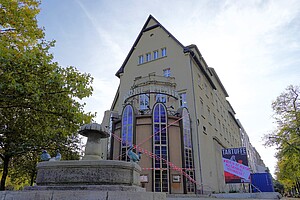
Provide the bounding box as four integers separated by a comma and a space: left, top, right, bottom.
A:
137, 55, 167, 66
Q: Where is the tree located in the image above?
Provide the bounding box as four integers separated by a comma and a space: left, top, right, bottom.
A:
7, 133, 83, 188
0, 0, 94, 190
264, 85, 300, 195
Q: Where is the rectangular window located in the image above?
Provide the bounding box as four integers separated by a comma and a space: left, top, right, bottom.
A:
156, 94, 166, 103
153, 50, 158, 59
161, 48, 166, 57
207, 106, 211, 124
199, 98, 204, 116
163, 68, 171, 77
138, 55, 144, 64
139, 94, 149, 110
146, 53, 151, 62
179, 93, 188, 108
197, 73, 201, 86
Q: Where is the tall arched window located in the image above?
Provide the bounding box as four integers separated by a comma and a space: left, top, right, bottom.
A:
182, 108, 195, 193
121, 105, 134, 161
153, 103, 169, 192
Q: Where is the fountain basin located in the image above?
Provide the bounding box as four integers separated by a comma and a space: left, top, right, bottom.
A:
34, 160, 143, 191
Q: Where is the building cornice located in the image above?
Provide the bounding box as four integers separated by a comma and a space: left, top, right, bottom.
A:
183, 47, 217, 90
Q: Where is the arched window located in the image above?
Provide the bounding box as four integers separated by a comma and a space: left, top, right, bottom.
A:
121, 105, 134, 161
153, 103, 169, 192
182, 108, 195, 193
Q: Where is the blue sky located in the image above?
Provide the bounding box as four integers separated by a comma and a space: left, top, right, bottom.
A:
37, 0, 300, 176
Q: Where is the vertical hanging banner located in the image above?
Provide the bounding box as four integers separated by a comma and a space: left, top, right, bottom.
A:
222, 147, 250, 183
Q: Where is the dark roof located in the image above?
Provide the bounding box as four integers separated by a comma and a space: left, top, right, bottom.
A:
183, 46, 217, 90
210, 68, 229, 97
228, 110, 241, 128
226, 100, 236, 114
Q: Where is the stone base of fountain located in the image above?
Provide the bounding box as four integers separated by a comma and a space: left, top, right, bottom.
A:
30, 160, 143, 191
0, 190, 166, 200
0, 123, 166, 199
0, 160, 165, 200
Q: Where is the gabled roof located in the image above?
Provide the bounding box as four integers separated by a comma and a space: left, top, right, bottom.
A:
115, 15, 217, 90
115, 15, 184, 77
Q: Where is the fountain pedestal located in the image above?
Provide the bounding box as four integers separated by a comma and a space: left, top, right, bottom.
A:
33, 160, 143, 191
79, 123, 109, 160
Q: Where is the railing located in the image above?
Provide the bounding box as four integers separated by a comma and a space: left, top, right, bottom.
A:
123, 74, 178, 103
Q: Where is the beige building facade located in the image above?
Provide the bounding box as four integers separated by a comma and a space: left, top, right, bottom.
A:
104, 15, 258, 194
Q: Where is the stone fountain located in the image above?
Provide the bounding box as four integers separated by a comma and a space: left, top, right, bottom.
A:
0, 123, 165, 200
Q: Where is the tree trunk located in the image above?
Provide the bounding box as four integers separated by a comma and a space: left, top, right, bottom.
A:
30, 169, 36, 186
0, 156, 10, 191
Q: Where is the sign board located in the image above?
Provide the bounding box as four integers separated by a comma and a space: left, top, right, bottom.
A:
222, 147, 250, 183
140, 175, 148, 183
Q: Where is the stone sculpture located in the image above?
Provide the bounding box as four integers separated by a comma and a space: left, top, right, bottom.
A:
79, 123, 109, 160
40, 150, 51, 161
127, 145, 142, 163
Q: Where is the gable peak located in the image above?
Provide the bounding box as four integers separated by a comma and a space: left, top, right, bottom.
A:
143, 15, 161, 30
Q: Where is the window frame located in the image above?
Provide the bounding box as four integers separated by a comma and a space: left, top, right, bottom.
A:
156, 94, 167, 103
146, 52, 151, 62
179, 93, 188, 108
139, 94, 149, 110
181, 108, 195, 193
152, 103, 169, 192
163, 68, 171, 77
121, 105, 134, 161
161, 48, 167, 57
138, 55, 144, 64
153, 50, 159, 60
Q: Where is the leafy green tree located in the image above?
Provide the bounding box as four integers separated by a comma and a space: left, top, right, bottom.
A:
273, 177, 284, 194
0, 0, 94, 190
8, 133, 83, 188
264, 85, 300, 194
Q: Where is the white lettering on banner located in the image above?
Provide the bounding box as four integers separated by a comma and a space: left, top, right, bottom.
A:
222, 147, 247, 155
222, 158, 250, 181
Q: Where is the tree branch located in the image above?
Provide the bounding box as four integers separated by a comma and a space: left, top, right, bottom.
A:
0, 153, 4, 161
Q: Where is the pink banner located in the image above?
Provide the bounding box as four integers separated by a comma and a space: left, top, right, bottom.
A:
222, 158, 250, 181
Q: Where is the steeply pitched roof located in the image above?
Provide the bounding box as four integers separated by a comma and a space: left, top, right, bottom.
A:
115, 15, 217, 91
115, 15, 184, 77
